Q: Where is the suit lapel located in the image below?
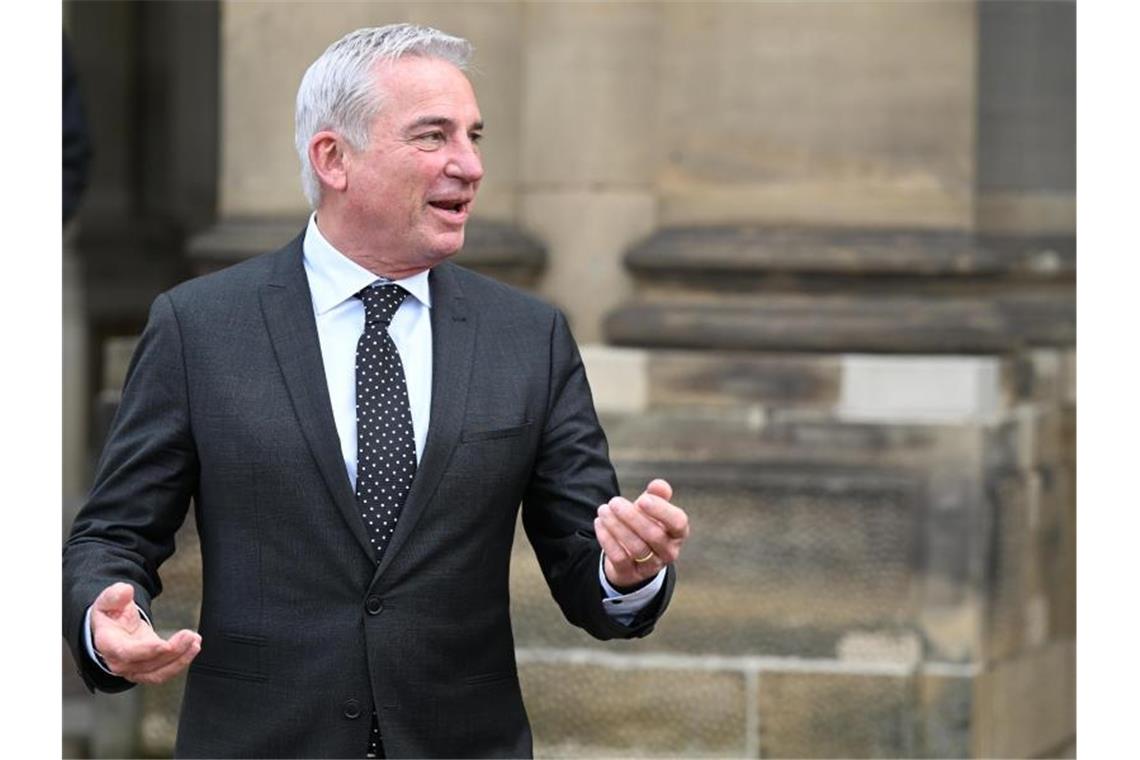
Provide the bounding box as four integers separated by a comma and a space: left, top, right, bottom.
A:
260, 237, 376, 560
374, 262, 475, 580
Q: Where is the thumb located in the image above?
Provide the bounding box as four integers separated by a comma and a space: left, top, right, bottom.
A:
93, 582, 136, 616
644, 478, 673, 502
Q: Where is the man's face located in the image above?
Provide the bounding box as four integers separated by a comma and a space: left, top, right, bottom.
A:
340, 56, 484, 271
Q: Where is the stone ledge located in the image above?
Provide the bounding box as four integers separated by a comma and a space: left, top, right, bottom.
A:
626, 225, 1075, 279
605, 294, 1073, 354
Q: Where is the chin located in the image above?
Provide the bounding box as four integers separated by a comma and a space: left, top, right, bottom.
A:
427, 232, 466, 262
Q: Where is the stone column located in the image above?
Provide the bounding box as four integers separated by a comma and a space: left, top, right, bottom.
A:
519, 2, 660, 341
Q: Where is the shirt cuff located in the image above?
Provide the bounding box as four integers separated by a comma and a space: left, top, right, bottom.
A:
84, 603, 152, 675
598, 552, 666, 624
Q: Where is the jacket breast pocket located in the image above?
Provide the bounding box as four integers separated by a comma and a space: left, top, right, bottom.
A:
460, 421, 532, 443
189, 632, 267, 682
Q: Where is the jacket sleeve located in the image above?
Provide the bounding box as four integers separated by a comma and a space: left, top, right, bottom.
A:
62, 293, 200, 693
520, 309, 674, 641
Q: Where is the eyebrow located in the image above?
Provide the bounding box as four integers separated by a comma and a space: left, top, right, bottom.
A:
405, 116, 484, 133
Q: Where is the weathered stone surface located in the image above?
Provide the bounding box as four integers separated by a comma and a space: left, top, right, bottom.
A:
976, 2, 1075, 234
605, 294, 1075, 354
522, 191, 654, 342
657, 2, 975, 229
520, 2, 659, 188
757, 671, 916, 758
981, 472, 1029, 662
520, 663, 747, 757
579, 345, 648, 415
646, 351, 842, 409
971, 640, 1076, 758
626, 227, 1076, 279
916, 672, 973, 758
1040, 466, 1076, 641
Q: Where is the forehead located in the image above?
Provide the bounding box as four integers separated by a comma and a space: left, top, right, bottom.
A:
371, 56, 481, 125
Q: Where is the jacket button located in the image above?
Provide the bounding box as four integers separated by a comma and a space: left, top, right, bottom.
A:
366, 596, 384, 615
343, 699, 361, 719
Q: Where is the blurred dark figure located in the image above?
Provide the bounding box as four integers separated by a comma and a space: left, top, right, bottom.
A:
63, 32, 91, 225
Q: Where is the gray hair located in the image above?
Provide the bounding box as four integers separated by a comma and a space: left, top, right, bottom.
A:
294, 24, 474, 208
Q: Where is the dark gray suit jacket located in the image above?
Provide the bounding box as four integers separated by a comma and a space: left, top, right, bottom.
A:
63, 233, 674, 758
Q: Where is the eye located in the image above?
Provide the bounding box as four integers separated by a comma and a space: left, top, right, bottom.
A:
470, 131, 483, 146
415, 131, 446, 149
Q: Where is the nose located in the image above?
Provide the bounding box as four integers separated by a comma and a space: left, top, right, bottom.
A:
444, 140, 484, 184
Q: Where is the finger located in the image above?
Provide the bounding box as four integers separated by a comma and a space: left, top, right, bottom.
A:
635, 493, 690, 539
130, 637, 201, 685
599, 500, 654, 561
112, 633, 197, 679
595, 519, 640, 587
613, 499, 682, 566
98, 626, 197, 674
594, 516, 628, 564
98, 632, 172, 673
608, 497, 674, 560
644, 478, 673, 502
93, 582, 137, 616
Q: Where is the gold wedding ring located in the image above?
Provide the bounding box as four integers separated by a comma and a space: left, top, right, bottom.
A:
633, 550, 655, 564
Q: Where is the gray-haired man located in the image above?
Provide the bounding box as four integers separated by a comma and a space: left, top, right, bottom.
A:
64, 24, 689, 757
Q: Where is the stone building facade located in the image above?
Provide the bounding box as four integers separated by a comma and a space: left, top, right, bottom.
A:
64, 2, 1075, 757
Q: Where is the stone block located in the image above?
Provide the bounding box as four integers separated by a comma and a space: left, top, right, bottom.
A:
971, 640, 1076, 758
757, 671, 916, 758
646, 351, 841, 410
522, 191, 654, 342
982, 473, 1030, 662
657, 2, 974, 229
579, 345, 648, 415
520, 663, 747, 757
916, 671, 973, 758
605, 295, 1072, 354
837, 356, 1004, 425
520, 2, 659, 187
1040, 466, 1076, 640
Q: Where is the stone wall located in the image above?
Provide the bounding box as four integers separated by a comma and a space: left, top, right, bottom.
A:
67, 1, 1075, 757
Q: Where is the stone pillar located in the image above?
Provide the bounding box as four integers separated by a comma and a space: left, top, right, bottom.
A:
519, 2, 659, 341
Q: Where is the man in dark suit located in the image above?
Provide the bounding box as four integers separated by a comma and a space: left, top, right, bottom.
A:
63, 24, 689, 758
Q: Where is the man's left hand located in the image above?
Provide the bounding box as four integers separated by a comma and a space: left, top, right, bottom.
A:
595, 478, 690, 590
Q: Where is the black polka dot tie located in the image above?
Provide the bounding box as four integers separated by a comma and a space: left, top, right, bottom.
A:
356, 283, 412, 760
355, 282, 416, 564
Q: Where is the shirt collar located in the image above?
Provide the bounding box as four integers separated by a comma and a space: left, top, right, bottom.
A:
302, 213, 432, 316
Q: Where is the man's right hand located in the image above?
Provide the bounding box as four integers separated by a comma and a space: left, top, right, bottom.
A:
91, 582, 201, 685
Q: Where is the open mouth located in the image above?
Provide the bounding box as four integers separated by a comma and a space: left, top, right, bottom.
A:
428, 200, 469, 217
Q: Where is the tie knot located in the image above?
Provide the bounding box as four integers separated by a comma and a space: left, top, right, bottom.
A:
357, 283, 409, 326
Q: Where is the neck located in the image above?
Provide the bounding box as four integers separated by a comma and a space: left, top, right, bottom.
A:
313, 209, 431, 281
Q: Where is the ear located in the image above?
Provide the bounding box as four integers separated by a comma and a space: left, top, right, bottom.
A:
308, 131, 350, 195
